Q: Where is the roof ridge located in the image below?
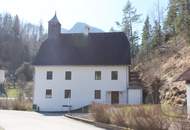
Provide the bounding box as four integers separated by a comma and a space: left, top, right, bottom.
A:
60, 32, 125, 35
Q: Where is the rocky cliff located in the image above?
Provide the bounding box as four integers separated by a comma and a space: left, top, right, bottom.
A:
134, 36, 190, 107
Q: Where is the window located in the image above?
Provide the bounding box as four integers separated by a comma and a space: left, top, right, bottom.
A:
111, 71, 118, 80
95, 71, 101, 80
45, 89, 52, 98
65, 71, 71, 80
47, 71, 53, 80
65, 89, 71, 98
95, 90, 101, 99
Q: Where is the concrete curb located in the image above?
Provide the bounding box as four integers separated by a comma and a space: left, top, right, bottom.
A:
65, 114, 130, 130
65, 114, 94, 124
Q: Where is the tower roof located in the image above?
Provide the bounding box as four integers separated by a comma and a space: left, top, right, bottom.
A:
49, 13, 60, 24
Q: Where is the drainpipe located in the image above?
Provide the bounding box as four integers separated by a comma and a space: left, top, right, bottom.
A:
126, 66, 129, 104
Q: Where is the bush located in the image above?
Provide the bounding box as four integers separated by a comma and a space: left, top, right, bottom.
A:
0, 99, 32, 111
91, 102, 110, 123
91, 103, 172, 130
15, 62, 34, 82
12, 99, 32, 111
172, 118, 190, 130
126, 105, 170, 130
111, 108, 127, 127
0, 99, 11, 109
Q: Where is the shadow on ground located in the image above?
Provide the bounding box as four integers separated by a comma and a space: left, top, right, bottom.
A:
39, 112, 68, 116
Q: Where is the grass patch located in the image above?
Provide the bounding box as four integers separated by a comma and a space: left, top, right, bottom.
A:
6, 88, 19, 98
91, 103, 189, 130
118, 104, 185, 118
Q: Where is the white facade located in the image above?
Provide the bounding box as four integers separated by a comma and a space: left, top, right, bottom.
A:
128, 89, 142, 104
33, 65, 130, 112
0, 70, 5, 83
187, 84, 190, 117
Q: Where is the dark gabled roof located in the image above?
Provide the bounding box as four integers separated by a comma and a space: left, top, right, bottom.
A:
176, 68, 190, 82
33, 32, 131, 66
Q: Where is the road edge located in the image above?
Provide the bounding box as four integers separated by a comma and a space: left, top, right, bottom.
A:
64, 114, 130, 130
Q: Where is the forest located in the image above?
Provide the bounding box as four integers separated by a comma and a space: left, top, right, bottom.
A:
0, 13, 46, 79
114, 0, 190, 106
122, 0, 190, 69
117, 0, 190, 62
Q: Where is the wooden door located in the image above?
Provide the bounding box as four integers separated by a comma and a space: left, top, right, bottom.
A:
111, 91, 119, 104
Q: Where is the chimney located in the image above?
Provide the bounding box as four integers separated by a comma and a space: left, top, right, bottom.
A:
84, 25, 90, 36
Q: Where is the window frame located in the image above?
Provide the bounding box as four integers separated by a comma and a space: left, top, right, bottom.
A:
65, 71, 72, 80
111, 71, 118, 80
45, 89, 52, 98
95, 71, 101, 80
65, 89, 71, 98
94, 90, 101, 99
46, 71, 53, 80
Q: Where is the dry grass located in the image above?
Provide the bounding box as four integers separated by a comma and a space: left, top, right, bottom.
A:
90, 102, 110, 123
12, 99, 32, 111
125, 105, 170, 130
90, 103, 190, 130
111, 108, 127, 127
0, 99, 32, 111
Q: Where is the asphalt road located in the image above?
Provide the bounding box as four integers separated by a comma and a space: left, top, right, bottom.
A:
0, 110, 106, 130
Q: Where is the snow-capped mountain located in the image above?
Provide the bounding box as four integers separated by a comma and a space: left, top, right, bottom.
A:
61, 22, 103, 33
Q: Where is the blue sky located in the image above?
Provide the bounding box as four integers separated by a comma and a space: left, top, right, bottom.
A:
0, 0, 168, 32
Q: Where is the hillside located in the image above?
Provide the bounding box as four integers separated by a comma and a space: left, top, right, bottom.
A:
134, 35, 190, 107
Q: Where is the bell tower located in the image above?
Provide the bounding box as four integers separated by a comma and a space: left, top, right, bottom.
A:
48, 13, 61, 39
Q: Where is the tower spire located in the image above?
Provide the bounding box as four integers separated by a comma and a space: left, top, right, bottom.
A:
48, 13, 61, 39
54, 11, 57, 17
49, 11, 60, 24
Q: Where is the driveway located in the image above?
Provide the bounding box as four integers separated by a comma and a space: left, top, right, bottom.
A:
0, 110, 106, 130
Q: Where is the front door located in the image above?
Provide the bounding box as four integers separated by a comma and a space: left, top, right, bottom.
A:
111, 91, 119, 104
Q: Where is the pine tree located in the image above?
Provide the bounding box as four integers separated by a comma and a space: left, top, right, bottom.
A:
165, 0, 177, 33
2, 13, 13, 37
131, 31, 140, 57
142, 16, 151, 56
13, 15, 20, 40
118, 0, 141, 59
179, 0, 190, 41
38, 22, 44, 42
152, 20, 162, 48
165, 0, 190, 42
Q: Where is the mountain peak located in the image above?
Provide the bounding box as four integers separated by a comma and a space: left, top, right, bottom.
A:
61, 22, 103, 33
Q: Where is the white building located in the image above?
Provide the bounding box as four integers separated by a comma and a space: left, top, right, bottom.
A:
33, 14, 142, 112
0, 70, 5, 83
